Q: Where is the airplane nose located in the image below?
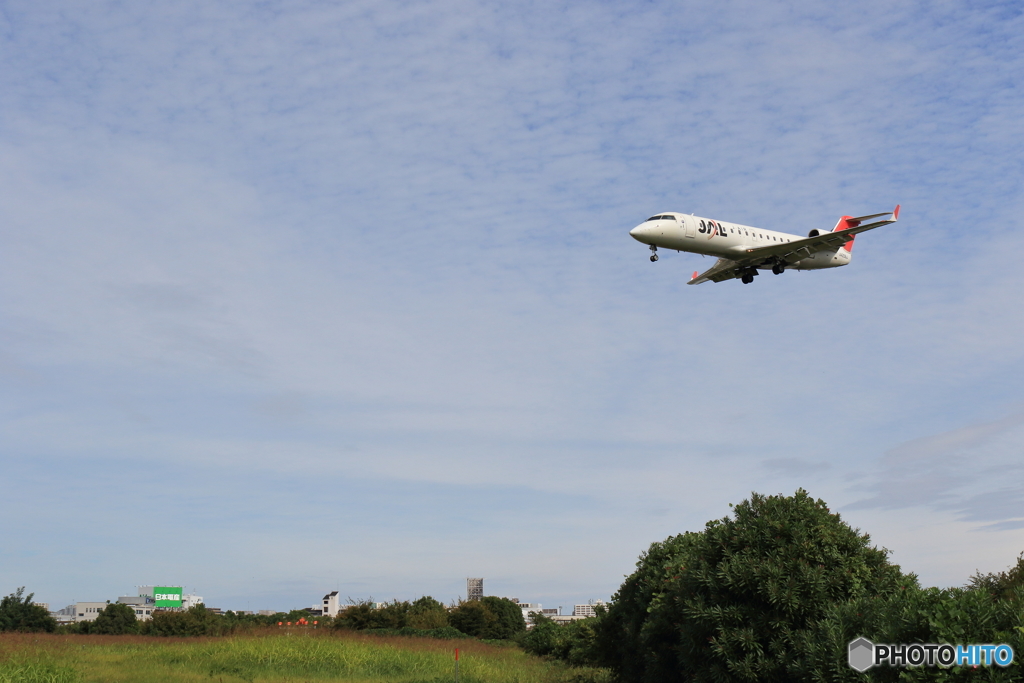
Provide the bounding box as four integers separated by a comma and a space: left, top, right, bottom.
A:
629, 224, 647, 242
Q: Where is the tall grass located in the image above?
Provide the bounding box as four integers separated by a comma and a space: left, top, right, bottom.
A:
0, 661, 78, 683
0, 631, 606, 683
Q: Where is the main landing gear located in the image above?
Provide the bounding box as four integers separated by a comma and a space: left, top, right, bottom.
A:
771, 263, 786, 275
740, 267, 757, 284
649, 245, 659, 262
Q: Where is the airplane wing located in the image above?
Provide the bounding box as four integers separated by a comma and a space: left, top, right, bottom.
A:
687, 205, 900, 285
687, 258, 743, 285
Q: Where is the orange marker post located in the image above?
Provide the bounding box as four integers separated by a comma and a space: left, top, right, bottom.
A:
455, 648, 460, 683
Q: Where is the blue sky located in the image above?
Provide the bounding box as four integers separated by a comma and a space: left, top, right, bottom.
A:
1, 0, 1023, 612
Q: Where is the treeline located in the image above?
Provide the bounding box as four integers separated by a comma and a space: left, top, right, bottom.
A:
0, 589, 526, 641
9, 489, 1024, 682
521, 489, 1024, 683
334, 595, 525, 640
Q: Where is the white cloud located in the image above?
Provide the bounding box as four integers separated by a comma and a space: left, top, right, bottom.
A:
2, 0, 1024, 608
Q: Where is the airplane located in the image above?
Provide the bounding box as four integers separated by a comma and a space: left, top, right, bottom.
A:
628, 205, 900, 284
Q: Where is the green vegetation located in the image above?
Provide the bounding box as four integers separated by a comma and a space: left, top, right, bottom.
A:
449, 597, 526, 640
7, 489, 1024, 682
0, 588, 56, 634
0, 632, 587, 682
334, 595, 524, 640
595, 489, 913, 682
519, 613, 601, 667
88, 603, 137, 635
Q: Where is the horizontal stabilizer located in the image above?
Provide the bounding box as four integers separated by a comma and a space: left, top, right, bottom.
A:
847, 211, 892, 224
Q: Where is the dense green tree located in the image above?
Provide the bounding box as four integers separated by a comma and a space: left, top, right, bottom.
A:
335, 601, 378, 630
598, 489, 912, 683
969, 551, 1024, 602
91, 602, 138, 635
479, 596, 525, 639
448, 600, 498, 638
335, 600, 409, 630
334, 597, 451, 633
520, 613, 601, 667
142, 604, 226, 636
0, 587, 57, 633
796, 583, 1024, 682
407, 596, 449, 629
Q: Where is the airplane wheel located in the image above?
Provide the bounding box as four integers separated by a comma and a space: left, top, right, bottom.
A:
772, 264, 784, 275
741, 274, 752, 284
650, 254, 659, 262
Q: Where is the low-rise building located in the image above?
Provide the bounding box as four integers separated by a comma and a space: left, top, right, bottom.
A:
508, 598, 544, 624
68, 602, 107, 622
319, 591, 340, 617
571, 600, 606, 618
182, 593, 204, 609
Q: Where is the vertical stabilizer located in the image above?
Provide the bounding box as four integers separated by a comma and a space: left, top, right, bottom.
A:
832, 215, 859, 253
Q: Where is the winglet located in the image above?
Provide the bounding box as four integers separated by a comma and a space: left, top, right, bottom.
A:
692, 271, 699, 280
893, 204, 900, 221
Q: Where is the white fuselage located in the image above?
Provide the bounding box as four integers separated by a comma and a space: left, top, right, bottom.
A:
629, 213, 851, 270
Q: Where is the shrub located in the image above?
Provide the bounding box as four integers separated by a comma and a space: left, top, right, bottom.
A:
598, 489, 912, 682
90, 603, 138, 635
0, 588, 56, 633
142, 604, 227, 636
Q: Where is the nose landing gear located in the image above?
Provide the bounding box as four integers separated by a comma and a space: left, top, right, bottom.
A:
649, 245, 659, 262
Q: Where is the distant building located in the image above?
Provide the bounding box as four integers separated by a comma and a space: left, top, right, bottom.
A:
508, 598, 544, 624
467, 578, 484, 601
181, 593, 204, 609
117, 594, 156, 621
551, 615, 585, 625
571, 600, 606, 618
258, 610, 278, 616
320, 591, 340, 617
64, 602, 107, 622
52, 605, 77, 625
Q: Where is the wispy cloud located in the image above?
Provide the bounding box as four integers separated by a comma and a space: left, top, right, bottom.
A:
1, 0, 1023, 607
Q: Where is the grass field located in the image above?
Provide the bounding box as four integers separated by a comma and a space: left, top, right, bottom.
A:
0, 631, 608, 683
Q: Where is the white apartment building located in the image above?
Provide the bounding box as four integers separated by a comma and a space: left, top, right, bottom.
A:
571, 600, 607, 618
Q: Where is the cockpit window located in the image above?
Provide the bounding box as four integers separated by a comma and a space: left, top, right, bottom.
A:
645, 214, 675, 222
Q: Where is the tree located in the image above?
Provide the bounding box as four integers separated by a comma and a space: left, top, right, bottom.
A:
407, 596, 449, 629
969, 551, 1024, 602
448, 600, 497, 638
795, 583, 1024, 682
520, 612, 601, 667
0, 587, 56, 633
143, 604, 226, 636
479, 596, 525, 639
597, 489, 912, 683
91, 603, 138, 635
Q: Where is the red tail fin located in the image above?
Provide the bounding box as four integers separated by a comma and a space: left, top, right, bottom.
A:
833, 215, 858, 252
